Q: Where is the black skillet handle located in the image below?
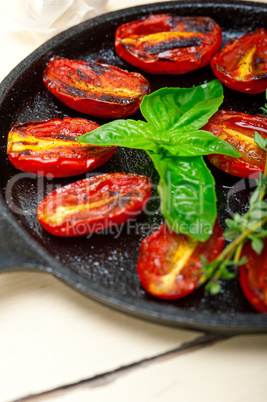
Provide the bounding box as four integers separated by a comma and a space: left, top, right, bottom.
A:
0, 207, 49, 273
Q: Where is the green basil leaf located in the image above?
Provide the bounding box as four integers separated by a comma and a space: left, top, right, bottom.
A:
160, 130, 241, 157
77, 119, 158, 152
148, 152, 217, 242
140, 80, 223, 134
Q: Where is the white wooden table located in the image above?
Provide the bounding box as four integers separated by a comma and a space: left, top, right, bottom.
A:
0, 1, 267, 401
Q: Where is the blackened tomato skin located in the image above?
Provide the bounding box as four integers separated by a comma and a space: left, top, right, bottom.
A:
7, 117, 117, 177
137, 219, 224, 300
115, 14, 222, 74
43, 57, 150, 118
37, 173, 152, 237
203, 110, 267, 178
239, 240, 267, 313
210, 29, 267, 94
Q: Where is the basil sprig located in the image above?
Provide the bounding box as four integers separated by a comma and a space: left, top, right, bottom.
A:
78, 80, 240, 241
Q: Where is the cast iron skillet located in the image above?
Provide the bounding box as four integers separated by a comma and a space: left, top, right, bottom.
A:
0, 0, 267, 334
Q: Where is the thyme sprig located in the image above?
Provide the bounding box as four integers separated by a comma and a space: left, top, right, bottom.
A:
201, 131, 267, 295
260, 89, 267, 115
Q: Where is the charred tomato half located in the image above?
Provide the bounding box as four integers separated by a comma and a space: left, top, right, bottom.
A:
203, 110, 267, 178
137, 219, 224, 299
43, 57, 150, 118
7, 117, 117, 177
239, 240, 267, 313
115, 14, 222, 74
210, 29, 267, 94
37, 172, 152, 237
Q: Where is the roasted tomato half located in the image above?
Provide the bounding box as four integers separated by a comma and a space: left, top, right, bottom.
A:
210, 28, 267, 94
239, 240, 267, 313
43, 56, 150, 118
37, 172, 152, 237
137, 219, 224, 299
7, 117, 116, 177
115, 14, 222, 74
203, 110, 267, 178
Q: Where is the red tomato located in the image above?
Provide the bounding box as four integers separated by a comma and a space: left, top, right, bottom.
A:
43, 57, 150, 118
115, 14, 222, 75
239, 240, 267, 313
202, 110, 267, 178
210, 29, 267, 94
7, 117, 116, 177
137, 219, 224, 299
37, 173, 152, 237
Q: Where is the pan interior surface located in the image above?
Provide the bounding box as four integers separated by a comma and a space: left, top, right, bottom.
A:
0, 1, 267, 333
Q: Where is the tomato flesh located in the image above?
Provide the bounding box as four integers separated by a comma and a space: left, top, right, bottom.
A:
203, 110, 267, 178
137, 219, 224, 299
43, 57, 150, 118
37, 173, 152, 237
7, 117, 116, 177
115, 14, 222, 74
210, 28, 267, 94
239, 240, 267, 313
